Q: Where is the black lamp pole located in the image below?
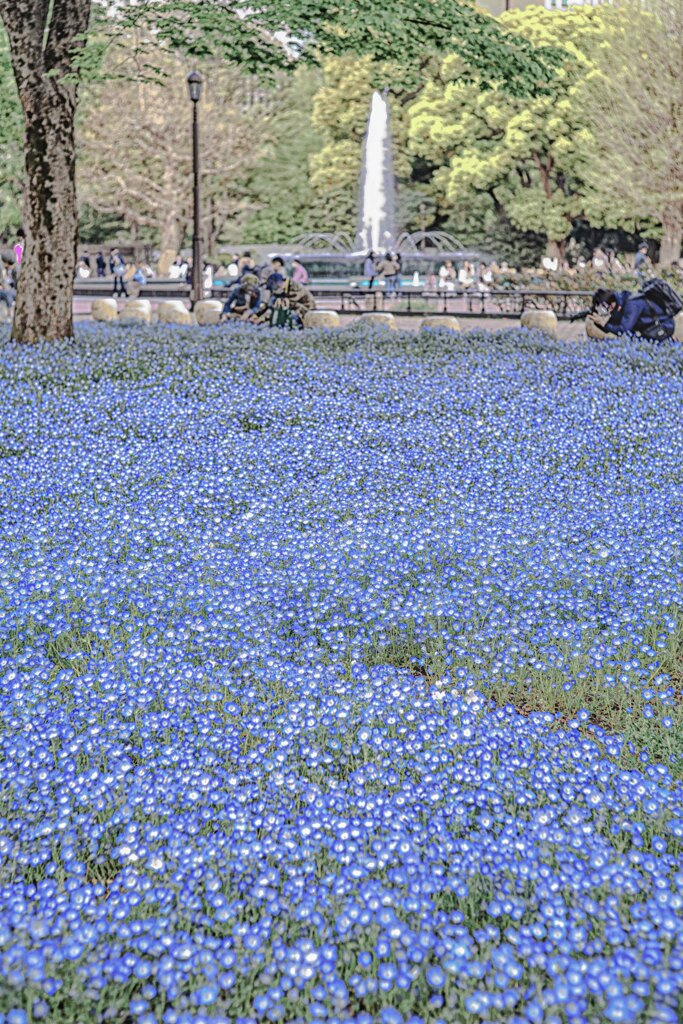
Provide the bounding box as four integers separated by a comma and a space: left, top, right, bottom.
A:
187, 70, 204, 305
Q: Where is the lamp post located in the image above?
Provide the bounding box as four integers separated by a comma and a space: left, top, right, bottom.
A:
187, 70, 203, 305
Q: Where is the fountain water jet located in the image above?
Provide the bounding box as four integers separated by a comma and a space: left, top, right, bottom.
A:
357, 91, 395, 254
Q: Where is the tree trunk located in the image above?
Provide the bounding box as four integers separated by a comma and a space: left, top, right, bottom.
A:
545, 238, 565, 264
158, 214, 184, 277
659, 204, 683, 267
0, 0, 91, 343
13, 79, 79, 342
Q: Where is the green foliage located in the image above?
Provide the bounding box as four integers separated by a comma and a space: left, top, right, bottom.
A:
78, 203, 126, 246
0, 27, 24, 238
123, 0, 562, 95
449, 209, 547, 268
407, 7, 615, 253
577, 0, 683, 263
242, 69, 325, 243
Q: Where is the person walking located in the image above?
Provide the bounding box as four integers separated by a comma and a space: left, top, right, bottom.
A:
110, 248, 129, 298
392, 252, 403, 298
634, 242, 652, 280
96, 251, 106, 278
13, 228, 25, 266
364, 251, 377, 289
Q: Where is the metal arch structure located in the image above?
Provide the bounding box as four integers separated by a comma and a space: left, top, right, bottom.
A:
289, 230, 469, 257
289, 232, 355, 253
393, 230, 467, 254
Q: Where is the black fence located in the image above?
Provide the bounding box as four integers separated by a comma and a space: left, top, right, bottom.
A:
206, 284, 592, 319
74, 279, 592, 320
313, 288, 593, 319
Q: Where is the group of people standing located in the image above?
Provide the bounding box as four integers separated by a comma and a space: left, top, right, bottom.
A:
220, 255, 315, 328
363, 251, 403, 295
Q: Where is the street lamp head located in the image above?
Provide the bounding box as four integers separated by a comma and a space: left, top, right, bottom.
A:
187, 70, 203, 103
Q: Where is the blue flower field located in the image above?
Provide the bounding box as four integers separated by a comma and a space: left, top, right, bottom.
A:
0, 323, 682, 1024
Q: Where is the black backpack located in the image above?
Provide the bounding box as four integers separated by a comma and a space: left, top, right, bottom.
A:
640, 278, 683, 317
632, 278, 682, 340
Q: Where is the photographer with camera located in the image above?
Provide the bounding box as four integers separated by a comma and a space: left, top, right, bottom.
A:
585, 280, 681, 342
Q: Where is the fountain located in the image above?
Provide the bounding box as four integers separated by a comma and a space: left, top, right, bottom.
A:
356, 91, 395, 254
284, 91, 493, 280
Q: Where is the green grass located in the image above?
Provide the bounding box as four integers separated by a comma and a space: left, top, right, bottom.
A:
364, 605, 683, 778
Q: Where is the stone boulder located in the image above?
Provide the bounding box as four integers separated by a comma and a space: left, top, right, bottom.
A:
585, 317, 617, 340
520, 309, 558, 337
194, 300, 223, 326
421, 315, 461, 332
158, 301, 192, 326
91, 298, 119, 322
303, 310, 340, 329
674, 310, 683, 342
360, 312, 397, 330
119, 299, 152, 325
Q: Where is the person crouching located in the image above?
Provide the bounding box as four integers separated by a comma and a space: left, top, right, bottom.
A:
221, 273, 261, 321
587, 287, 675, 342
252, 273, 315, 329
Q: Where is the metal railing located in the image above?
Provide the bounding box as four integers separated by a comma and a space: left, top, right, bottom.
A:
314, 287, 592, 319
74, 279, 593, 320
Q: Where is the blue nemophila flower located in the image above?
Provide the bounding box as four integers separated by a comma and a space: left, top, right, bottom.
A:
0, 324, 682, 1023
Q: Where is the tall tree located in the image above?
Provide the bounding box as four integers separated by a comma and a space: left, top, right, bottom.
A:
242, 69, 324, 244
0, 0, 561, 342
407, 7, 607, 262
0, 1, 91, 342
78, 44, 273, 268
580, 0, 683, 266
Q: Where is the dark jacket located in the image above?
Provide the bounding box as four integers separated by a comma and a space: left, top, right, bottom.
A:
270, 279, 315, 317
222, 282, 261, 316
605, 290, 674, 339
